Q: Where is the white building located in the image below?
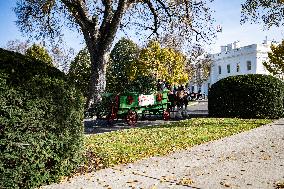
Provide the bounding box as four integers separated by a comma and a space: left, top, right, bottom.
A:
190, 39, 274, 96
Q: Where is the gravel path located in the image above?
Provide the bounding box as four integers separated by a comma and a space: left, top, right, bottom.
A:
42, 119, 284, 189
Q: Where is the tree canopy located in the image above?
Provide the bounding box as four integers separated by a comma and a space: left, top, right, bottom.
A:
241, 0, 284, 28
14, 0, 216, 107
263, 40, 284, 79
106, 38, 141, 93
26, 44, 53, 66
68, 47, 91, 98
15, 0, 216, 47
106, 39, 189, 93
139, 41, 189, 85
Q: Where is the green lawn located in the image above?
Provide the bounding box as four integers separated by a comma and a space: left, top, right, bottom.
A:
82, 118, 272, 171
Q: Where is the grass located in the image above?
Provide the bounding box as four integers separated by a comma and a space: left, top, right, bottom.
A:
81, 118, 272, 172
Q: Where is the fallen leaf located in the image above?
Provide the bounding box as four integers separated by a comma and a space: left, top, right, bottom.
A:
177, 178, 194, 186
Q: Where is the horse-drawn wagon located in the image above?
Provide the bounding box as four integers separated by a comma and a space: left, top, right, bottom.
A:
95, 90, 171, 126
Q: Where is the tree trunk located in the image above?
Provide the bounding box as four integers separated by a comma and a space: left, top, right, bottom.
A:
82, 1, 127, 109
85, 47, 108, 110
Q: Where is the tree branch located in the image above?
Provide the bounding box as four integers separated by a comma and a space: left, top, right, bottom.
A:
61, 0, 93, 29
155, 0, 172, 17
145, 0, 159, 34
100, 0, 113, 30
98, 0, 128, 51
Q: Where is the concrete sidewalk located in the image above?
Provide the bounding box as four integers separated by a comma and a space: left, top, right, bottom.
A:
42, 119, 284, 189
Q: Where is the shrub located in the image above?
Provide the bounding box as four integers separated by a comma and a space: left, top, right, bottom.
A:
208, 74, 284, 119
0, 49, 84, 189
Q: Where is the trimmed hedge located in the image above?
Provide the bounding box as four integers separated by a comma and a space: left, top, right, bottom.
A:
0, 49, 84, 189
208, 74, 284, 119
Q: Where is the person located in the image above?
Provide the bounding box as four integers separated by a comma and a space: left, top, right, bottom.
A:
168, 90, 176, 111
173, 85, 178, 94
161, 80, 166, 91
183, 91, 189, 109
157, 79, 166, 91
165, 81, 171, 90
197, 89, 202, 100
179, 85, 185, 91
176, 89, 184, 110
157, 79, 161, 91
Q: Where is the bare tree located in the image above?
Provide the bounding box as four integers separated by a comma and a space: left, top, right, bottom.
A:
51, 46, 75, 72
5, 39, 30, 54
241, 0, 284, 28
187, 45, 212, 89
14, 0, 216, 109
4, 39, 74, 72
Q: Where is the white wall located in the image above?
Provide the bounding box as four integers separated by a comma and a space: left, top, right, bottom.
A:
209, 43, 271, 86
193, 41, 274, 96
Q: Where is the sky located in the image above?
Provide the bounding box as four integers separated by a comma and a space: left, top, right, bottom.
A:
210, 0, 284, 53
0, 0, 283, 55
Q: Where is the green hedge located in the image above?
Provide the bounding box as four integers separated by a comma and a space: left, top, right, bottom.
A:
0, 49, 84, 189
208, 74, 284, 119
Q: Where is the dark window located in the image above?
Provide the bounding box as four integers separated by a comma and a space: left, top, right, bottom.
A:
236, 63, 240, 72
227, 64, 230, 73
247, 61, 252, 71
218, 66, 222, 74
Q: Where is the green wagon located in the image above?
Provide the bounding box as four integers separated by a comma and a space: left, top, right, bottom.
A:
99, 91, 171, 126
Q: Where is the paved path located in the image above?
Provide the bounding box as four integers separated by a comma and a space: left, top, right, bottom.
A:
43, 119, 284, 189
187, 100, 208, 117
84, 119, 176, 135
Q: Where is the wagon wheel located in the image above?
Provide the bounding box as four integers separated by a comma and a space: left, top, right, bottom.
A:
163, 109, 170, 121
107, 112, 117, 125
126, 110, 138, 126
106, 95, 120, 125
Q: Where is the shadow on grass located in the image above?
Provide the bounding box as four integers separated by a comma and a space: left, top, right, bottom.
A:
84, 114, 268, 135
138, 117, 270, 130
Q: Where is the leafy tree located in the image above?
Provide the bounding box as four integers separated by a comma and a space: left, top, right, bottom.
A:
25, 44, 53, 66
139, 41, 189, 85
68, 47, 92, 98
263, 40, 284, 79
14, 0, 216, 108
106, 38, 140, 93
128, 75, 157, 94
241, 0, 284, 28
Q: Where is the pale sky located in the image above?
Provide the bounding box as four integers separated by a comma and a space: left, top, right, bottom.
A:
209, 0, 284, 53
0, 0, 283, 55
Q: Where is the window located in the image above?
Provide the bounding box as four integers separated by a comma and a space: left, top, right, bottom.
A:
227, 64, 230, 73
236, 63, 240, 72
218, 66, 222, 74
247, 61, 252, 71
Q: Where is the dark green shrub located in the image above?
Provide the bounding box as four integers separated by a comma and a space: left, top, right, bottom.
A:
208, 74, 284, 119
0, 49, 84, 189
